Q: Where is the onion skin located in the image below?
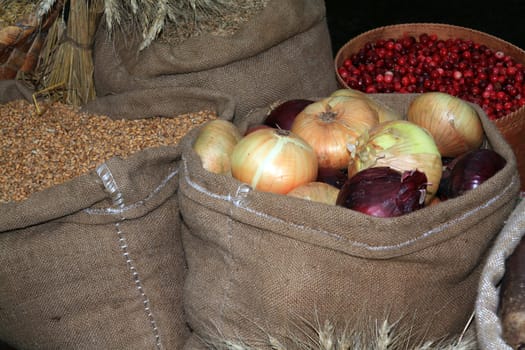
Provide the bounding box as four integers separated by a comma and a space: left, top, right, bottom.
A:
193, 119, 242, 174
438, 148, 506, 199
348, 120, 442, 203
291, 95, 379, 170
407, 92, 483, 157
230, 128, 318, 194
336, 167, 427, 217
287, 181, 340, 205
264, 99, 314, 130
331, 88, 403, 123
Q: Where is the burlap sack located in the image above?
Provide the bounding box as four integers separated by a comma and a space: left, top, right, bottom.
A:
0, 80, 34, 104
0, 139, 187, 348
91, 0, 338, 120
178, 93, 521, 349
476, 198, 525, 350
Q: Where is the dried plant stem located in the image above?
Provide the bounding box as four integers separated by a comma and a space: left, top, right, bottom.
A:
41, 0, 102, 106
139, 0, 169, 50
199, 315, 479, 350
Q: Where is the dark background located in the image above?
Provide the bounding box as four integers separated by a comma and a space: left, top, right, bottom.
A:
325, 0, 525, 55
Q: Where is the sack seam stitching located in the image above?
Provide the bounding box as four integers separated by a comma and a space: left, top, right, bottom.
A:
85, 166, 179, 215
182, 157, 519, 252
96, 163, 163, 349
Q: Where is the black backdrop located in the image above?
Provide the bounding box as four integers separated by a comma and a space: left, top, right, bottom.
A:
325, 0, 525, 55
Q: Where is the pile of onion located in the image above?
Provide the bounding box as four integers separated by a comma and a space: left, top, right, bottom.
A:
193, 92, 507, 218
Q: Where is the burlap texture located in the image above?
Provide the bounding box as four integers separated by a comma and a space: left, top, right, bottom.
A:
476, 198, 525, 350
178, 93, 521, 349
0, 80, 34, 104
90, 0, 338, 120
0, 145, 188, 350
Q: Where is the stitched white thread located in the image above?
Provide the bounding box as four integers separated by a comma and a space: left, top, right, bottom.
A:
182, 157, 519, 252
86, 166, 179, 215
96, 163, 163, 349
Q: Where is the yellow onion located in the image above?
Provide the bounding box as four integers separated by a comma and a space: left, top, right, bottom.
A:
290, 95, 379, 170
348, 120, 442, 203
330, 88, 403, 122
193, 119, 242, 174
287, 181, 339, 205
407, 92, 483, 157
231, 128, 318, 194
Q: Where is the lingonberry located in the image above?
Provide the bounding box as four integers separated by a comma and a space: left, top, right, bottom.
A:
337, 32, 525, 120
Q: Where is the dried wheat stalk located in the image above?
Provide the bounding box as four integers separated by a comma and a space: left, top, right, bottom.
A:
200, 315, 479, 350
33, 0, 267, 50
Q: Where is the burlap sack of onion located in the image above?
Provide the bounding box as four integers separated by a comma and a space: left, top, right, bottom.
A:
184, 89, 520, 349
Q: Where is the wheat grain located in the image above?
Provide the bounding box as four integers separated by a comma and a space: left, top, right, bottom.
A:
0, 99, 216, 203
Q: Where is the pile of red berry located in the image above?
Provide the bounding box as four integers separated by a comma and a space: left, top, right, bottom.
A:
337, 33, 525, 120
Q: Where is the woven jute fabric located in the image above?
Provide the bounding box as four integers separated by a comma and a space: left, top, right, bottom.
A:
334, 23, 525, 192
89, 0, 338, 120
0, 144, 188, 349
178, 93, 521, 349
0, 80, 34, 104
476, 198, 525, 350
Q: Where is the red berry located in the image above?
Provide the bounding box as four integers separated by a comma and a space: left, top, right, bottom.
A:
336, 32, 525, 120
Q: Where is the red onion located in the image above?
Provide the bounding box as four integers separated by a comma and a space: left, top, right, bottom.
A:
336, 167, 428, 217
438, 149, 506, 199
316, 167, 348, 189
264, 99, 314, 130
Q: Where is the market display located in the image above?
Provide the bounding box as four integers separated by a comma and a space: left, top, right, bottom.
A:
1, 4, 524, 349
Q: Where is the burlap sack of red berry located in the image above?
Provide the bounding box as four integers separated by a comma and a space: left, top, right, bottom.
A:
334, 23, 525, 192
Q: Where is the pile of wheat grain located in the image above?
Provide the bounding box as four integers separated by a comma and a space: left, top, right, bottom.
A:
0, 99, 216, 203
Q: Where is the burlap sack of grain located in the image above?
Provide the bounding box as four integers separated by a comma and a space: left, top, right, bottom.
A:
178, 93, 521, 349
0, 146, 187, 350
0, 86, 226, 350
91, 0, 338, 120
476, 198, 525, 350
